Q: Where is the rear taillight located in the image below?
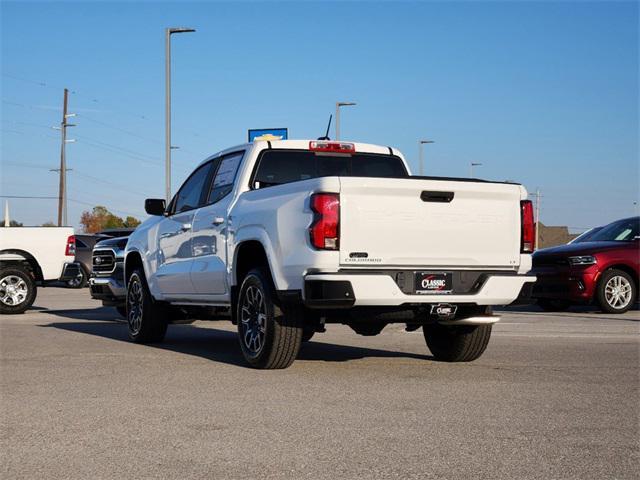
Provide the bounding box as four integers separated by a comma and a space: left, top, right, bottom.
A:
309, 193, 340, 250
65, 235, 76, 256
520, 200, 535, 253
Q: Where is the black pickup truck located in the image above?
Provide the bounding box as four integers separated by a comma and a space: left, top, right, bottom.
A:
89, 235, 129, 317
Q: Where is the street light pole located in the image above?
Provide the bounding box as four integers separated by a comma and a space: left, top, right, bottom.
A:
165, 27, 195, 203
418, 139, 434, 176
470, 162, 483, 178
335, 101, 356, 140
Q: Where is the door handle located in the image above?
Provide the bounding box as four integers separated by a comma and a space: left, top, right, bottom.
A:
180, 223, 192, 231
212, 217, 225, 226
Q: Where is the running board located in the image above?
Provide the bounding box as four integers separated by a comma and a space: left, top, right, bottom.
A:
438, 315, 501, 326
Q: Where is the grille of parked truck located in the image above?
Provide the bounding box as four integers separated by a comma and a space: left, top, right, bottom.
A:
124, 139, 537, 369
89, 235, 130, 318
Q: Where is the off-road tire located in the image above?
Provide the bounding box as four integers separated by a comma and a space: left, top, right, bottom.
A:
423, 323, 492, 362
596, 269, 637, 314
0, 265, 37, 315
537, 299, 571, 312
126, 269, 167, 343
237, 268, 303, 369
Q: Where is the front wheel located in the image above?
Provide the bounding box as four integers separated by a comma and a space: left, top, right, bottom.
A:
0, 266, 37, 315
237, 269, 303, 369
596, 269, 636, 314
423, 323, 492, 362
126, 269, 167, 343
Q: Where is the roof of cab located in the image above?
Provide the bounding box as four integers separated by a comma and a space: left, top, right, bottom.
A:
197, 139, 402, 168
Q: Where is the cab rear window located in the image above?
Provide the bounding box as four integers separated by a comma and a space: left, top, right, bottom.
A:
253, 150, 407, 188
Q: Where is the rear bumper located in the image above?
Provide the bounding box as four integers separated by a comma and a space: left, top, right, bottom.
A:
303, 272, 537, 307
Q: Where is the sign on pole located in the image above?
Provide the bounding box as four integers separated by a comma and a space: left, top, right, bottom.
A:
248, 128, 288, 142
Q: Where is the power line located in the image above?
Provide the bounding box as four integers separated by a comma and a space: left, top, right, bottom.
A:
73, 134, 162, 165
75, 113, 198, 155
3, 72, 209, 138
72, 171, 154, 197
1, 161, 155, 198
75, 113, 161, 145
0, 195, 58, 199
2, 73, 72, 92
1, 121, 167, 165
3, 161, 56, 169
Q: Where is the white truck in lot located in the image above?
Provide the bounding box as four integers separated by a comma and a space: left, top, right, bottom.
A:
0, 227, 79, 314
125, 139, 536, 368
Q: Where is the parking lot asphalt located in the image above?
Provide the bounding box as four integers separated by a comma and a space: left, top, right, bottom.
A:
1, 288, 638, 480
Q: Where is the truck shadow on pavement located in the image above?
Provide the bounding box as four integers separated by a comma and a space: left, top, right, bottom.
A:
42, 309, 433, 367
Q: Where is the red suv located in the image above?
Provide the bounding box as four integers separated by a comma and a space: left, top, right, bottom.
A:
532, 217, 639, 313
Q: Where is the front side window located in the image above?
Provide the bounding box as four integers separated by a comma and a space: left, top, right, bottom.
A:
207, 152, 243, 204
174, 162, 213, 213
253, 150, 408, 188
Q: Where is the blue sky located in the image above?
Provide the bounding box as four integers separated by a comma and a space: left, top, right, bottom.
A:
1, 0, 638, 231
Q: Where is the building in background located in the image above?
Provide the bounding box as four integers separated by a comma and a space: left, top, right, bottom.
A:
536, 222, 579, 249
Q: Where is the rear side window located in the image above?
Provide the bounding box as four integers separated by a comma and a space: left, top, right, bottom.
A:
207, 152, 244, 204
253, 150, 407, 188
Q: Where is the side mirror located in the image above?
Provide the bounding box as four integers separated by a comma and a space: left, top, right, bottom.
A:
145, 198, 166, 216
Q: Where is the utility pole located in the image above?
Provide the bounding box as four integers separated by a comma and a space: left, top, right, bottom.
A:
57, 89, 68, 226
534, 188, 541, 249
55, 88, 75, 226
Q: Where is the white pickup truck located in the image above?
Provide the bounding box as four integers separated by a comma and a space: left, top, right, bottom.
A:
125, 139, 536, 369
0, 227, 79, 314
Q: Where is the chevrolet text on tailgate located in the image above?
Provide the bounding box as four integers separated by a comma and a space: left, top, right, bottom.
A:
125, 139, 536, 369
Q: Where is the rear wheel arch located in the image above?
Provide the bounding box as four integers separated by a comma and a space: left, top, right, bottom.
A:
233, 240, 283, 324
233, 240, 274, 288
0, 250, 44, 282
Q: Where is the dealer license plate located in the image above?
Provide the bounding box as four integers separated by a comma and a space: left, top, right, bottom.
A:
415, 272, 453, 294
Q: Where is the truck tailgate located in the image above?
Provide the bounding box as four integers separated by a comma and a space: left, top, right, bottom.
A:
339, 177, 524, 268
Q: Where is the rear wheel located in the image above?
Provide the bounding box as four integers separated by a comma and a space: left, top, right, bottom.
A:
126, 269, 167, 343
596, 269, 636, 314
66, 265, 88, 288
0, 265, 37, 315
537, 299, 571, 312
423, 323, 492, 362
237, 269, 303, 369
